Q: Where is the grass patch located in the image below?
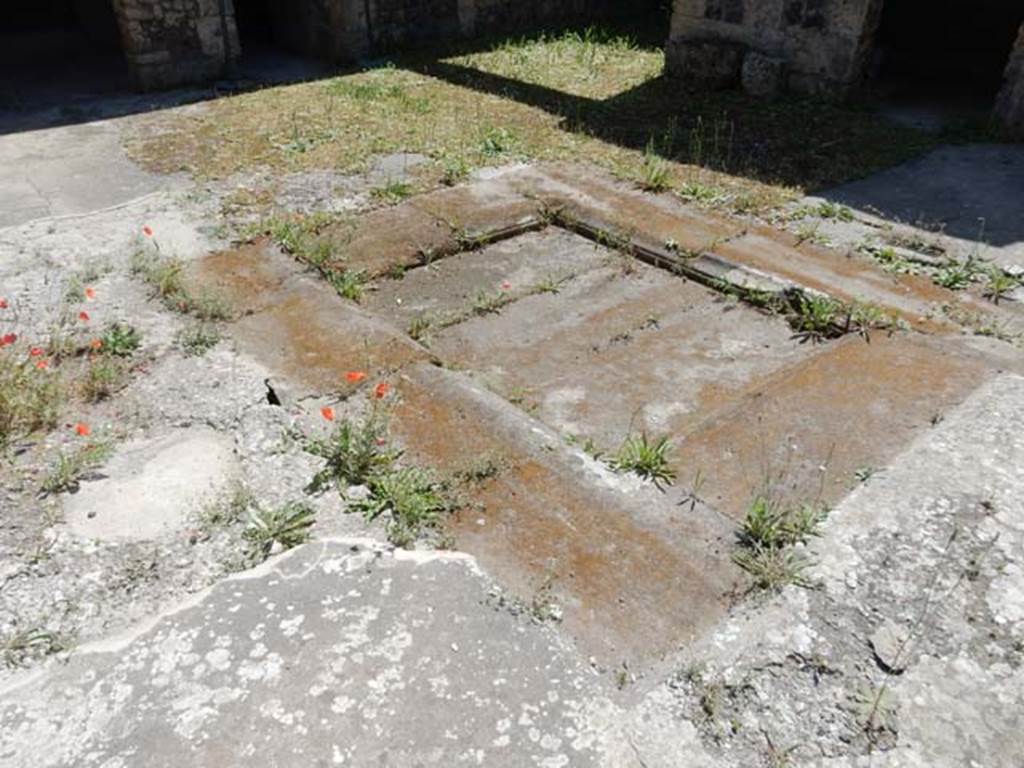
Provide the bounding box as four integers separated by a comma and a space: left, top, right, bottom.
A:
306, 411, 401, 491
177, 321, 222, 356
351, 467, 452, 548
98, 322, 142, 357
609, 433, 676, 489
243, 502, 316, 562
126, 19, 938, 217
131, 249, 231, 320
370, 179, 414, 204
732, 495, 826, 591
40, 440, 113, 495
1, 626, 75, 668
0, 349, 61, 449
80, 358, 128, 402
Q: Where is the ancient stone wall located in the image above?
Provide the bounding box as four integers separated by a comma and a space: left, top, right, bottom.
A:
995, 23, 1024, 135
113, 0, 239, 89
665, 0, 881, 95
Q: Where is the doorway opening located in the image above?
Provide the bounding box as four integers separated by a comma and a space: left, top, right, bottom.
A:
1, 0, 130, 113
871, 0, 1023, 126
232, 0, 330, 84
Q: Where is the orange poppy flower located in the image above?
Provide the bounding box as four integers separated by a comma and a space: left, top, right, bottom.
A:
321, 406, 336, 421
78, 311, 90, 322
345, 371, 368, 384
85, 287, 96, 300
374, 382, 390, 399
90, 338, 103, 350
74, 423, 91, 437
35, 359, 49, 370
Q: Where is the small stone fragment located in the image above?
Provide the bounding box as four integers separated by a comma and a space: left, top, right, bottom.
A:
870, 621, 912, 674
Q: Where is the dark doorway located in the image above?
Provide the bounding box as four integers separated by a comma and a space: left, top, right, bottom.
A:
1, 0, 130, 112
232, 0, 332, 84
872, 0, 1023, 122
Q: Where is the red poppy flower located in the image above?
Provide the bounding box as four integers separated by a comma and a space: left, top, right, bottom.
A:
1, 333, 16, 347
35, 359, 49, 370
345, 371, 368, 384
85, 287, 96, 300
90, 338, 103, 350
74, 423, 91, 437
142, 225, 154, 237
78, 311, 90, 322
500, 281, 512, 290
29, 347, 44, 357
320, 406, 336, 422
0, 298, 7, 309
374, 382, 390, 399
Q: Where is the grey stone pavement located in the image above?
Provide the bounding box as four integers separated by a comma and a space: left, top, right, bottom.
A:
2, 374, 1022, 767
812, 144, 1024, 272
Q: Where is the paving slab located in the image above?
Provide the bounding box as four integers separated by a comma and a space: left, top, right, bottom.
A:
64, 428, 239, 542
824, 144, 1024, 271
0, 541, 614, 767
391, 363, 739, 668
363, 228, 608, 328
672, 333, 991, 519
425, 244, 807, 449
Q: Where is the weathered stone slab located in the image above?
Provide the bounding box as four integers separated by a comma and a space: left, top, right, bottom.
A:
0, 542, 609, 767
64, 428, 238, 541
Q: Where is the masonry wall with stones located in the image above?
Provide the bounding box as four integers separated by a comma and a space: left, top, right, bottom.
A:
666, 0, 1024, 131
113, 0, 239, 89
665, 0, 881, 95
996, 23, 1024, 135
110, 0, 619, 89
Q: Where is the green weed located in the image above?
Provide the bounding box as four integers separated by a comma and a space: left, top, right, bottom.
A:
352, 467, 450, 548
40, 440, 113, 495
610, 433, 676, 488
243, 502, 316, 561
177, 322, 221, 357
306, 412, 400, 491
99, 322, 142, 357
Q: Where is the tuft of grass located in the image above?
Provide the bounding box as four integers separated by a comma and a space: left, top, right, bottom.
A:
637, 139, 671, 192
1, 626, 75, 668
370, 179, 414, 204
479, 126, 519, 157
243, 502, 316, 561
677, 181, 724, 205
81, 358, 127, 402
99, 322, 142, 357
326, 268, 369, 302
982, 268, 1019, 305
197, 482, 254, 533
440, 154, 471, 186
815, 201, 854, 222
306, 412, 401, 491
933, 257, 985, 291
131, 250, 232, 319
40, 441, 113, 495
0, 350, 61, 449
472, 291, 515, 316
733, 495, 826, 591
407, 315, 432, 341
352, 467, 451, 548
610, 433, 676, 488
176, 322, 221, 357
789, 294, 843, 342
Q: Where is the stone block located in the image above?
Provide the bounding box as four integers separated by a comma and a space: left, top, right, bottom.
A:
665, 38, 744, 89
741, 51, 787, 97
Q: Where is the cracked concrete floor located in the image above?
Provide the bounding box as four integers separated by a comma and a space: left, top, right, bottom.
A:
1, 104, 1023, 768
